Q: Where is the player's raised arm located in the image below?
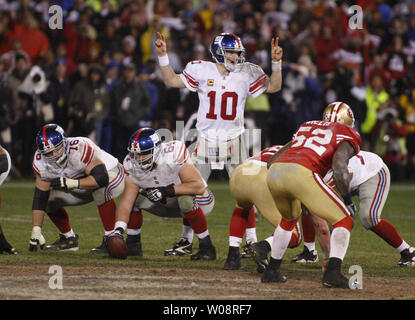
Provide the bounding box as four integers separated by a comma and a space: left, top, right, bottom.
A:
266, 37, 283, 93
154, 32, 186, 88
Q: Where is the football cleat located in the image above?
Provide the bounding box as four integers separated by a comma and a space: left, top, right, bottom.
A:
398, 247, 415, 267
126, 234, 143, 256
0, 233, 18, 255
322, 269, 350, 288
164, 238, 192, 256
244, 241, 271, 273
190, 236, 216, 261
90, 236, 108, 254
261, 267, 287, 283
45, 234, 79, 251
223, 246, 244, 270
291, 246, 319, 264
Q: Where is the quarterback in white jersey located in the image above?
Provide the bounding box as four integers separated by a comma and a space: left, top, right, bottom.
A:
154, 32, 283, 181
110, 128, 216, 260
29, 124, 126, 254
0, 145, 17, 254
292, 150, 415, 268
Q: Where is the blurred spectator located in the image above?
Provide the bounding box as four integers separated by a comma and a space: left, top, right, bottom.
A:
138, 65, 159, 123
375, 105, 408, 181
282, 55, 323, 128
0, 59, 13, 155
111, 62, 150, 162
45, 58, 71, 129
353, 74, 390, 152
384, 35, 409, 81
314, 23, 339, 74
7, 11, 49, 64
68, 64, 110, 145
399, 88, 415, 180
0, 37, 31, 73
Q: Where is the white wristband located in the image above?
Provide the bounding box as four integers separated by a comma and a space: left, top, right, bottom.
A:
66, 178, 80, 190
158, 55, 169, 67
272, 60, 282, 72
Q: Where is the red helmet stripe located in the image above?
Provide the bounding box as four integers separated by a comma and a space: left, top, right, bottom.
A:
133, 129, 145, 149
42, 126, 49, 146
231, 34, 241, 47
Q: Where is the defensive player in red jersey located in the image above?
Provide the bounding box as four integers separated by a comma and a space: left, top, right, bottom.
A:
264, 102, 361, 288
223, 145, 302, 270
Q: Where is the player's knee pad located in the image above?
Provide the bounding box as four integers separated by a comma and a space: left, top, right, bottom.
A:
358, 212, 376, 229
177, 195, 196, 213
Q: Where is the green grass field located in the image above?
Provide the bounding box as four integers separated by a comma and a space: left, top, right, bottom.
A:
1, 179, 415, 300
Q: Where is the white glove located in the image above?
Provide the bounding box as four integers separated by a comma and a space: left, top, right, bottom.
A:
29, 226, 46, 251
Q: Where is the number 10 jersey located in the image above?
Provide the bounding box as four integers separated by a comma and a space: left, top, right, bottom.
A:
275, 120, 362, 177
180, 60, 268, 142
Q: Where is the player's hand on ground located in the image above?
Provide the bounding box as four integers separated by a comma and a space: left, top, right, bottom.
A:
271, 37, 283, 62
50, 177, 79, 190
154, 32, 167, 56
142, 186, 175, 202
29, 226, 45, 251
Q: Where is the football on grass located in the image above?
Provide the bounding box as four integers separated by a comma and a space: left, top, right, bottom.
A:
107, 235, 128, 259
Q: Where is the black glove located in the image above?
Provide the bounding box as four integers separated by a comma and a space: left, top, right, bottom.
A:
142, 186, 175, 202
343, 194, 356, 218
50, 177, 80, 190
0, 233, 17, 254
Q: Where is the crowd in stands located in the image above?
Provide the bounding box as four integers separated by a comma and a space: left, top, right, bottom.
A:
0, 0, 415, 181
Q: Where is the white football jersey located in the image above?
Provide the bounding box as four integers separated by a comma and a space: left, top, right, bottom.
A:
324, 151, 384, 191
180, 60, 269, 142
124, 140, 194, 190
32, 137, 119, 181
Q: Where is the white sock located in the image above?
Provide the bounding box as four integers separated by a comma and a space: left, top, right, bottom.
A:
127, 228, 141, 236
396, 240, 410, 253
229, 236, 243, 248
115, 221, 127, 232
196, 230, 209, 240
63, 229, 75, 238
265, 236, 273, 248
245, 228, 257, 244
270, 226, 292, 260
181, 224, 194, 243
304, 241, 316, 252
329, 227, 350, 260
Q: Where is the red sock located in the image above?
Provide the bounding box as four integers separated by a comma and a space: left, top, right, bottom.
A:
183, 207, 207, 235
247, 207, 256, 228
47, 207, 71, 234
127, 210, 143, 229
98, 199, 116, 232
229, 207, 251, 238
371, 219, 403, 248
302, 214, 315, 243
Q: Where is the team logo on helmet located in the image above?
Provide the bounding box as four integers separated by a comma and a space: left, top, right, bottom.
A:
322, 101, 355, 128
209, 33, 245, 72
36, 124, 68, 166
128, 128, 162, 171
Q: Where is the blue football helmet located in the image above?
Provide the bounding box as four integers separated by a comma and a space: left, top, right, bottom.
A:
209, 33, 245, 72
127, 128, 162, 171
36, 124, 68, 165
